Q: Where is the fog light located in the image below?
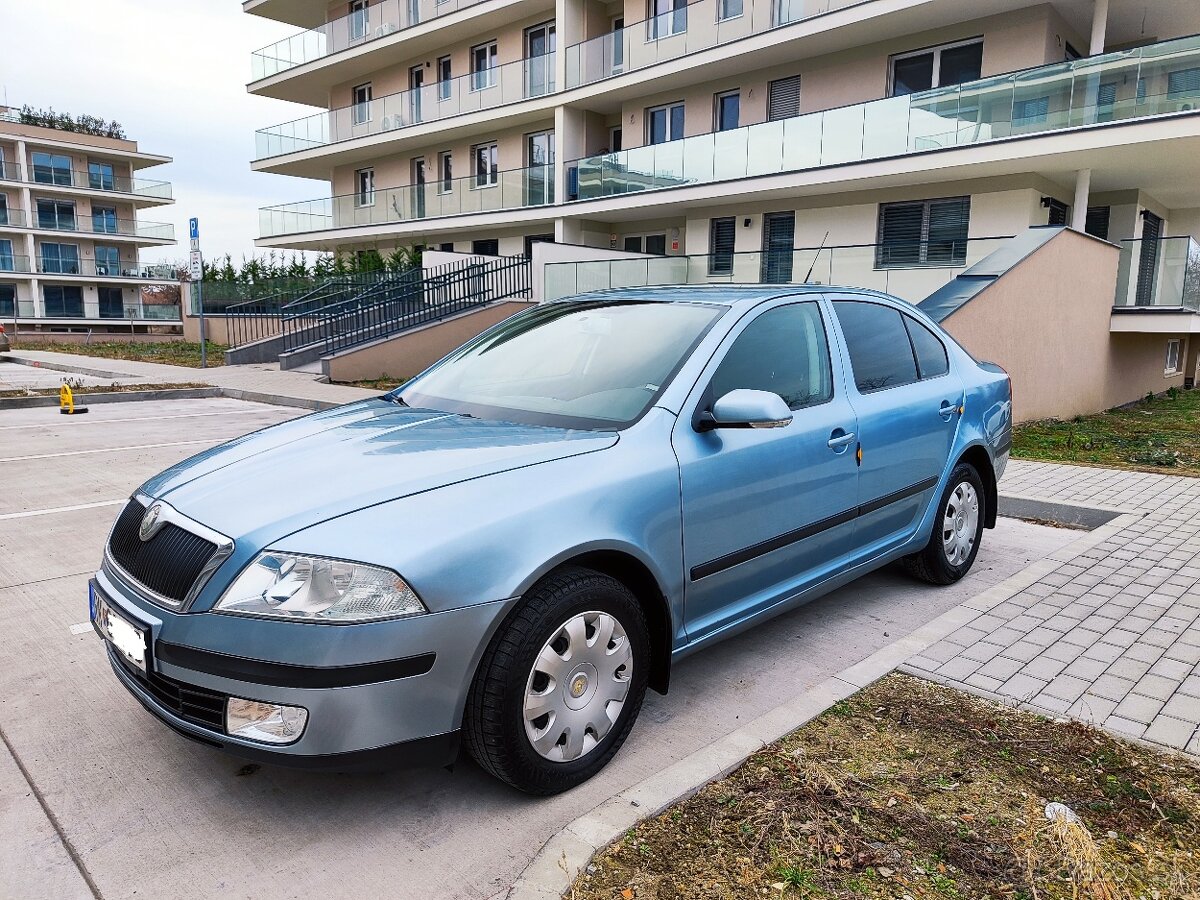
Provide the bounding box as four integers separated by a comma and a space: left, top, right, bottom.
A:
225, 697, 308, 745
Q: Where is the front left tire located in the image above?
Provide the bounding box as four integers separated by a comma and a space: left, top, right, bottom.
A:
463, 566, 650, 794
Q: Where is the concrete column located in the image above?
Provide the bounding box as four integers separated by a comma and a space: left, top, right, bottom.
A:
554, 104, 585, 208
1090, 0, 1109, 55
1072, 169, 1092, 231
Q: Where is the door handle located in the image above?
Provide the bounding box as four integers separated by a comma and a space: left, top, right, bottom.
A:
939, 401, 958, 421
828, 430, 856, 450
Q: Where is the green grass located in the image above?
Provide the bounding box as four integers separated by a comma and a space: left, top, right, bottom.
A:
1012, 387, 1200, 476
333, 376, 408, 391
11, 340, 227, 368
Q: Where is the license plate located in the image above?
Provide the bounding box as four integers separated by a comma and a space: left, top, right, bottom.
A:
93, 585, 148, 673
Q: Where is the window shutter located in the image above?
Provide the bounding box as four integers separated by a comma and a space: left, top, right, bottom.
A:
767, 75, 802, 121
1168, 67, 1200, 99
709, 217, 736, 275
1085, 206, 1111, 240
925, 197, 970, 264
1045, 199, 1069, 227
876, 202, 925, 267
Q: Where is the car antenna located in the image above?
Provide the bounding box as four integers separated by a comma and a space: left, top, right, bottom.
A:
803, 231, 830, 284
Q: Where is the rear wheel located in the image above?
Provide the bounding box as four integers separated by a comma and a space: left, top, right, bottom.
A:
463, 566, 649, 794
903, 462, 985, 585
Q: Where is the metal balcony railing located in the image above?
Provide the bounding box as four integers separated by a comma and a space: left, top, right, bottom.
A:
569, 35, 1200, 201
254, 53, 555, 159
259, 164, 555, 237
1115, 236, 1200, 311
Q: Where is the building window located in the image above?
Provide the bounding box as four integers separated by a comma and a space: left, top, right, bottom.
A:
352, 83, 373, 124
890, 39, 983, 96
714, 91, 740, 132
1045, 198, 1069, 226
438, 151, 453, 193
40, 242, 80, 275
0, 239, 14, 271
0, 284, 14, 317
471, 41, 498, 91
93, 206, 118, 234
95, 245, 121, 276
876, 197, 970, 268
1065, 42, 1082, 61
88, 161, 116, 191
437, 56, 453, 100
36, 198, 76, 231
1168, 67, 1200, 98
472, 239, 499, 255
645, 234, 667, 255
646, 102, 684, 144
438, 242, 455, 252
1166, 339, 1182, 375
767, 75, 801, 121
43, 285, 84, 317
0, 194, 7, 226
348, 0, 370, 40
355, 168, 375, 207
98, 286, 124, 319
473, 143, 499, 187
609, 126, 623, 152
709, 217, 736, 275
1013, 95, 1050, 127
718, 0, 742, 20
31, 152, 72, 186
1085, 206, 1111, 240
647, 0, 686, 39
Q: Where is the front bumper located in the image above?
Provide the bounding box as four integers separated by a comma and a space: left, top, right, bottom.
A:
93, 564, 516, 770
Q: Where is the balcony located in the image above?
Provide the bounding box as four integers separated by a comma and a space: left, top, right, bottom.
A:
35, 258, 179, 279
251, 0, 490, 80
566, 0, 869, 88
0, 164, 174, 202
543, 238, 1009, 303
0, 208, 27, 227
254, 53, 555, 160
22, 215, 175, 241
0, 253, 32, 274
1115, 237, 1200, 312
571, 35, 1200, 201
260, 163, 555, 237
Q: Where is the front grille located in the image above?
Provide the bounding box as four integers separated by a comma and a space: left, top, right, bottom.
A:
108, 499, 218, 606
116, 652, 227, 733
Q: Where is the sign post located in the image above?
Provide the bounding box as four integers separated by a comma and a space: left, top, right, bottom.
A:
189, 218, 206, 368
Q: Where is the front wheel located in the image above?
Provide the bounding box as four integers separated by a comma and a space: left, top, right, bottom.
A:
463, 567, 649, 794
902, 462, 985, 585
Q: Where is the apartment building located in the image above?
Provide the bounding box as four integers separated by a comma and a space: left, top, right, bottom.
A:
0, 107, 178, 332
245, 0, 1200, 399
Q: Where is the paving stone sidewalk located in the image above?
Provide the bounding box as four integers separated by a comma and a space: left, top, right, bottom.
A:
904, 459, 1200, 756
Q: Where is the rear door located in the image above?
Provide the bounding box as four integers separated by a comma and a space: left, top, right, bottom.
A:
673, 299, 860, 643
828, 297, 964, 554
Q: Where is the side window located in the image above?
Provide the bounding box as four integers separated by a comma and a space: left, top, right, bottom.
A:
709, 303, 832, 410
833, 301, 919, 393
903, 314, 949, 379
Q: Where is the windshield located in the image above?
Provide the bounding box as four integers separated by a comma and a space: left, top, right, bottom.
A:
398, 300, 722, 429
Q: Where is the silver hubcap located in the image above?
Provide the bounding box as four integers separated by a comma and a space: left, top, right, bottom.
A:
942, 481, 980, 567
523, 611, 633, 763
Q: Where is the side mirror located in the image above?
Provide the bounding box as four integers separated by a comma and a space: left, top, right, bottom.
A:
699, 389, 793, 431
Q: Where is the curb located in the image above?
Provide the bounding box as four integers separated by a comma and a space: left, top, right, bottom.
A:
0, 387, 224, 409
505, 502, 1144, 899
1, 353, 145, 380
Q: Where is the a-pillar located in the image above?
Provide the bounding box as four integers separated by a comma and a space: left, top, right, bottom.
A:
1072, 169, 1092, 231
1090, 0, 1109, 55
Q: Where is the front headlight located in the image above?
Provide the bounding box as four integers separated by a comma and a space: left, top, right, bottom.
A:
214, 552, 427, 623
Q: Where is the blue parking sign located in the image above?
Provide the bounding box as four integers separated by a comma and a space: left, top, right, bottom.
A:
189, 218, 199, 240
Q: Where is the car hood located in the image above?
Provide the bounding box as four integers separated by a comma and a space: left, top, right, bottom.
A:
141, 399, 617, 542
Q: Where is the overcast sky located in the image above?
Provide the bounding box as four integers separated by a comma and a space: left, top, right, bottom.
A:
1, 0, 323, 265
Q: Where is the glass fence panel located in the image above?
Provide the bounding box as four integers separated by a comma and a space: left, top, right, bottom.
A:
1115, 238, 1200, 310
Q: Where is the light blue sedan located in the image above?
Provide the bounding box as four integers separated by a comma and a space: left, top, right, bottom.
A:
91, 286, 1011, 794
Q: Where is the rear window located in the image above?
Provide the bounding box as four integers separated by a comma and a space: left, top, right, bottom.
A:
832, 301, 918, 393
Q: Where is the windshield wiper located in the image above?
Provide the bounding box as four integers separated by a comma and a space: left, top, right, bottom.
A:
382, 394, 408, 406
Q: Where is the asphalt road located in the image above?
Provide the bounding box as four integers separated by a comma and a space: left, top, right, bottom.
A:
0, 398, 1079, 900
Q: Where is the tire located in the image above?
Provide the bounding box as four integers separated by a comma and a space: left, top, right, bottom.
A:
902, 462, 986, 586
463, 566, 650, 795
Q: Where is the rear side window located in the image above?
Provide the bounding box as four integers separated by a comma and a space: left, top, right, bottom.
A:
904, 314, 949, 379
710, 302, 833, 410
832, 301, 919, 393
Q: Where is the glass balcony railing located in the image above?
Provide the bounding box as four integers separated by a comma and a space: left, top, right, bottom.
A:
0, 254, 32, 274
543, 238, 1009, 303
138, 303, 183, 321
1115, 236, 1200, 311
27, 216, 175, 240
0, 208, 27, 227
567, 0, 869, 88
36, 258, 179, 279
571, 35, 1200, 200
251, 0, 489, 80
259, 164, 555, 237
255, 53, 556, 159
0, 164, 174, 200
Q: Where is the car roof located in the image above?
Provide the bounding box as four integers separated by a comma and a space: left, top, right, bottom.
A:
555, 284, 897, 307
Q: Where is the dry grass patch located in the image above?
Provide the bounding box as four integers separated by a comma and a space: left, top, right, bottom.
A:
570, 674, 1200, 900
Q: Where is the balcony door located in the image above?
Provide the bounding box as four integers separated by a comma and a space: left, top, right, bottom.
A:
525, 22, 555, 97
409, 66, 424, 124
1136, 211, 1164, 306
99, 286, 124, 319
411, 158, 427, 219
760, 212, 795, 284
525, 131, 554, 206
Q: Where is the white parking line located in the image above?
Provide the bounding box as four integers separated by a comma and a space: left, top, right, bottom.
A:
0, 439, 222, 463
0, 499, 127, 521
0, 409, 291, 430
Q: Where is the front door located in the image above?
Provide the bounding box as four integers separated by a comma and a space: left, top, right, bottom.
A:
674, 299, 860, 644
409, 65, 425, 124
761, 212, 795, 283
525, 22, 556, 96
525, 131, 554, 205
